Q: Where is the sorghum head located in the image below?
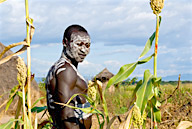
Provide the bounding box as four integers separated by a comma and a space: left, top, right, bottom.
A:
150, 0, 164, 15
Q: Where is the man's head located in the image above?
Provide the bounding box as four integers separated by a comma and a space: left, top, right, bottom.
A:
63, 25, 91, 62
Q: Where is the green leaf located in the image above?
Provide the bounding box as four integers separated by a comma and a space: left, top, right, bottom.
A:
16, 91, 23, 98
0, 118, 24, 129
0, 118, 14, 129
152, 76, 162, 87
54, 101, 103, 115
139, 32, 156, 58
106, 62, 137, 91
139, 16, 162, 58
32, 96, 45, 108
31, 106, 47, 113
132, 80, 143, 98
138, 53, 155, 64
153, 107, 161, 122
151, 97, 161, 122
5, 94, 16, 111
136, 70, 154, 114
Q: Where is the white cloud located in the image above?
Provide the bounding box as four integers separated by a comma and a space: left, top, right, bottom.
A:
79, 60, 103, 76
31, 58, 53, 66
47, 43, 60, 47
31, 44, 41, 48
1, 0, 191, 79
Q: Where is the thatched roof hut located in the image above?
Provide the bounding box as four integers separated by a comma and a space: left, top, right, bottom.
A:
92, 68, 114, 82
0, 42, 41, 115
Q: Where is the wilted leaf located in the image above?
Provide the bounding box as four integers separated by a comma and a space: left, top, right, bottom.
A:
119, 106, 134, 129
176, 121, 192, 129
106, 116, 118, 129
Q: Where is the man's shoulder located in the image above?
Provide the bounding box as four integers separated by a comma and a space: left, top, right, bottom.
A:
56, 61, 77, 77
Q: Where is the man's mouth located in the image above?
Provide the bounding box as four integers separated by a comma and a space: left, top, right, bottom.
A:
79, 53, 86, 58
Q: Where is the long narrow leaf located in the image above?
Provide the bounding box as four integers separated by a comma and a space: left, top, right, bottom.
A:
0, 118, 24, 129
31, 106, 47, 113
138, 53, 155, 64
54, 101, 103, 115
32, 97, 45, 108
136, 70, 154, 114
5, 85, 20, 111
5, 94, 16, 111
139, 16, 162, 58
106, 62, 137, 91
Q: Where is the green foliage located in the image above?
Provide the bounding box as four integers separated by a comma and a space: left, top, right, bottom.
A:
136, 70, 154, 115
31, 106, 47, 113
0, 118, 24, 129
5, 85, 19, 111
39, 78, 46, 89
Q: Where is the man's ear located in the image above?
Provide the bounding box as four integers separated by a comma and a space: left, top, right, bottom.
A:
63, 38, 68, 47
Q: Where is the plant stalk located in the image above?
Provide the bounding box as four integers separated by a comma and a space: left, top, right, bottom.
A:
153, 14, 159, 129
25, 0, 32, 126
154, 14, 159, 77
15, 97, 22, 129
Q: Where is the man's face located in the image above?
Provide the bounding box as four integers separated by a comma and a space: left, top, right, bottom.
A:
66, 32, 90, 62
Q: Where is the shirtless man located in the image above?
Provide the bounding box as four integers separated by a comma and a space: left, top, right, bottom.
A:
45, 25, 92, 129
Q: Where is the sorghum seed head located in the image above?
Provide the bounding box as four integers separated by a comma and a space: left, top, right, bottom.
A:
150, 0, 164, 15
16, 57, 27, 86
88, 81, 97, 101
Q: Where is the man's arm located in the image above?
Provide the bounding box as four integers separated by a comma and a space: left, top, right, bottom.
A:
56, 63, 80, 128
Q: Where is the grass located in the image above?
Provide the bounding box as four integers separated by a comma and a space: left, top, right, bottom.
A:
35, 80, 192, 128
102, 82, 192, 128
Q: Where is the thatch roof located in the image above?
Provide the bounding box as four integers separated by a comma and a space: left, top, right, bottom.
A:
93, 68, 114, 82
0, 42, 40, 114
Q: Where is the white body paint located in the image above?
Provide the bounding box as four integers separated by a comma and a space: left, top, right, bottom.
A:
46, 57, 87, 85
66, 32, 90, 62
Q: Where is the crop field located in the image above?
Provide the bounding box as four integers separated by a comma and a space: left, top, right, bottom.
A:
89, 82, 192, 129
37, 80, 192, 128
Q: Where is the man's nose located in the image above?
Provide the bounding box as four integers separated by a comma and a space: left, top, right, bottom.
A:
80, 46, 86, 53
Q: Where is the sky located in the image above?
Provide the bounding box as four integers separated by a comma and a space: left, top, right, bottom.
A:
0, 0, 192, 81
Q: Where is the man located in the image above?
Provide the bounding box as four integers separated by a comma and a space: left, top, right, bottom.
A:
45, 25, 92, 129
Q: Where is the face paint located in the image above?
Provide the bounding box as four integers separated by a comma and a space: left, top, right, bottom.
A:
66, 32, 90, 62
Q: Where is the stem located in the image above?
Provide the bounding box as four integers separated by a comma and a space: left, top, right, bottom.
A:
22, 84, 26, 128
15, 97, 22, 129
25, 0, 32, 126
153, 14, 159, 129
150, 102, 153, 129
154, 14, 159, 77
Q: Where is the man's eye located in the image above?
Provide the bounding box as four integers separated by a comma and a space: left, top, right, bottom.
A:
77, 42, 84, 46
85, 43, 90, 48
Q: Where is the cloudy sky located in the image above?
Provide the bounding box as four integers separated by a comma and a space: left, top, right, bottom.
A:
0, 0, 192, 80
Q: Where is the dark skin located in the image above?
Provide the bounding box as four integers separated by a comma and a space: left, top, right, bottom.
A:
46, 32, 92, 129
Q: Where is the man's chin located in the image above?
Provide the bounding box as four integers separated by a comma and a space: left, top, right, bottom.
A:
76, 58, 84, 63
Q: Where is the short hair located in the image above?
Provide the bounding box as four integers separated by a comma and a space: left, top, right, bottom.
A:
63, 24, 89, 43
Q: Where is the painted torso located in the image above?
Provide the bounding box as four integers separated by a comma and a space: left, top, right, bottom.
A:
46, 57, 88, 108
